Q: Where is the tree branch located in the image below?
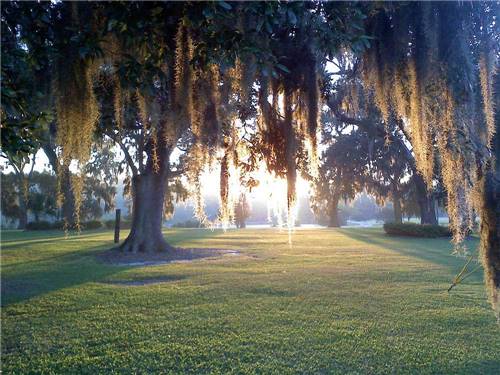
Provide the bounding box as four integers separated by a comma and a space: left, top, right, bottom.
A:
105, 131, 138, 176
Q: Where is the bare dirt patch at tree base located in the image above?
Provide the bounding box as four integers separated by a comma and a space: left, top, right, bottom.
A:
96, 247, 240, 267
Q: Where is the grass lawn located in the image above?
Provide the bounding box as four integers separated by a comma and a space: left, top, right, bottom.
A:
1, 227, 499, 374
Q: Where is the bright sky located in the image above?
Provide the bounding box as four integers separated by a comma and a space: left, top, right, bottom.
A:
6, 145, 313, 201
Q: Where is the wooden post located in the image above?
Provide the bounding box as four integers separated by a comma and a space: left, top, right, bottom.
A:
114, 209, 121, 244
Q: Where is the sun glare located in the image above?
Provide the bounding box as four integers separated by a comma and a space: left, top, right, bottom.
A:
197, 163, 309, 241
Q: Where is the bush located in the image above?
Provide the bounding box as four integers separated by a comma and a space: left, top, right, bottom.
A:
26, 220, 105, 231
383, 222, 451, 238
104, 219, 132, 230
81, 220, 102, 230
172, 219, 203, 228
26, 221, 53, 230
52, 220, 66, 230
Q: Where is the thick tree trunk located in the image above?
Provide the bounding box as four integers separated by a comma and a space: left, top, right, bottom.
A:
479, 118, 500, 319
328, 198, 340, 227
119, 172, 173, 253
414, 174, 438, 225
479, 169, 500, 319
393, 196, 403, 224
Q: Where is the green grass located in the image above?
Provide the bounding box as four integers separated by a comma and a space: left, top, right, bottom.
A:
1, 228, 499, 374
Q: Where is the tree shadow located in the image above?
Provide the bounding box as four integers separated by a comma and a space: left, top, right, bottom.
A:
338, 228, 482, 282
453, 359, 500, 374
1, 229, 223, 307
1, 245, 129, 307
0, 229, 111, 245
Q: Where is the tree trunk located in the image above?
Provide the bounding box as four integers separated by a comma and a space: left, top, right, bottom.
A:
414, 174, 438, 225
18, 191, 28, 229
393, 195, 403, 224
60, 165, 76, 227
328, 198, 340, 227
478, 117, 500, 319
479, 169, 500, 319
119, 172, 174, 253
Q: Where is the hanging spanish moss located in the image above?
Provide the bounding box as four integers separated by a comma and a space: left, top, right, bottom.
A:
479, 52, 496, 147
53, 7, 100, 231
192, 64, 221, 152
219, 150, 230, 226
70, 173, 84, 232
255, 45, 321, 227
360, 3, 492, 240
360, 2, 499, 315
174, 22, 194, 132
54, 59, 100, 168
188, 64, 224, 225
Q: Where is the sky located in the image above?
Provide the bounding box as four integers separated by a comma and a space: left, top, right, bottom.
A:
2, 143, 314, 220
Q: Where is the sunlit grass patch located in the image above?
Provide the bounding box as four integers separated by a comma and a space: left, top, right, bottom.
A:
1, 228, 499, 374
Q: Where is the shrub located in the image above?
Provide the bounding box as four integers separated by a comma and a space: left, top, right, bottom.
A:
172, 219, 203, 228
26, 221, 53, 230
383, 222, 451, 238
26, 220, 106, 231
52, 220, 66, 230
81, 220, 102, 230
104, 219, 132, 230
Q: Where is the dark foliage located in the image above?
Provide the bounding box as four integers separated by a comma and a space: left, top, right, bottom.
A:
104, 219, 132, 230
383, 222, 451, 238
81, 220, 102, 230
172, 219, 203, 228
25, 221, 54, 231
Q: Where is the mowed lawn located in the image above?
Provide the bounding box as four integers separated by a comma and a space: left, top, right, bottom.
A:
1, 228, 499, 374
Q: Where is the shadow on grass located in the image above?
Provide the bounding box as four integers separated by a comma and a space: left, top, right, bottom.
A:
0, 229, 112, 245
456, 359, 500, 374
1, 229, 224, 307
1, 246, 128, 307
338, 228, 482, 282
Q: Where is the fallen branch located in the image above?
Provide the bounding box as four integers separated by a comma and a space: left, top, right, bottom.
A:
447, 255, 482, 292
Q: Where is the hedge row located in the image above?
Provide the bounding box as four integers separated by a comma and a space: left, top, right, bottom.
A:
171, 219, 203, 228
104, 220, 132, 230
383, 222, 451, 238
26, 220, 104, 231
26, 220, 132, 231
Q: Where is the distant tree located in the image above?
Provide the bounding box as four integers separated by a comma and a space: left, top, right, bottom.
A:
311, 132, 367, 227
0, 152, 37, 228
234, 193, 251, 229
0, 173, 21, 226
324, 57, 439, 226
312, 124, 413, 227
28, 172, 58, 222
78, 143, 119, 222
1, 171, 58, 225
363, 129, 413, 224
400, 179, 421, 222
